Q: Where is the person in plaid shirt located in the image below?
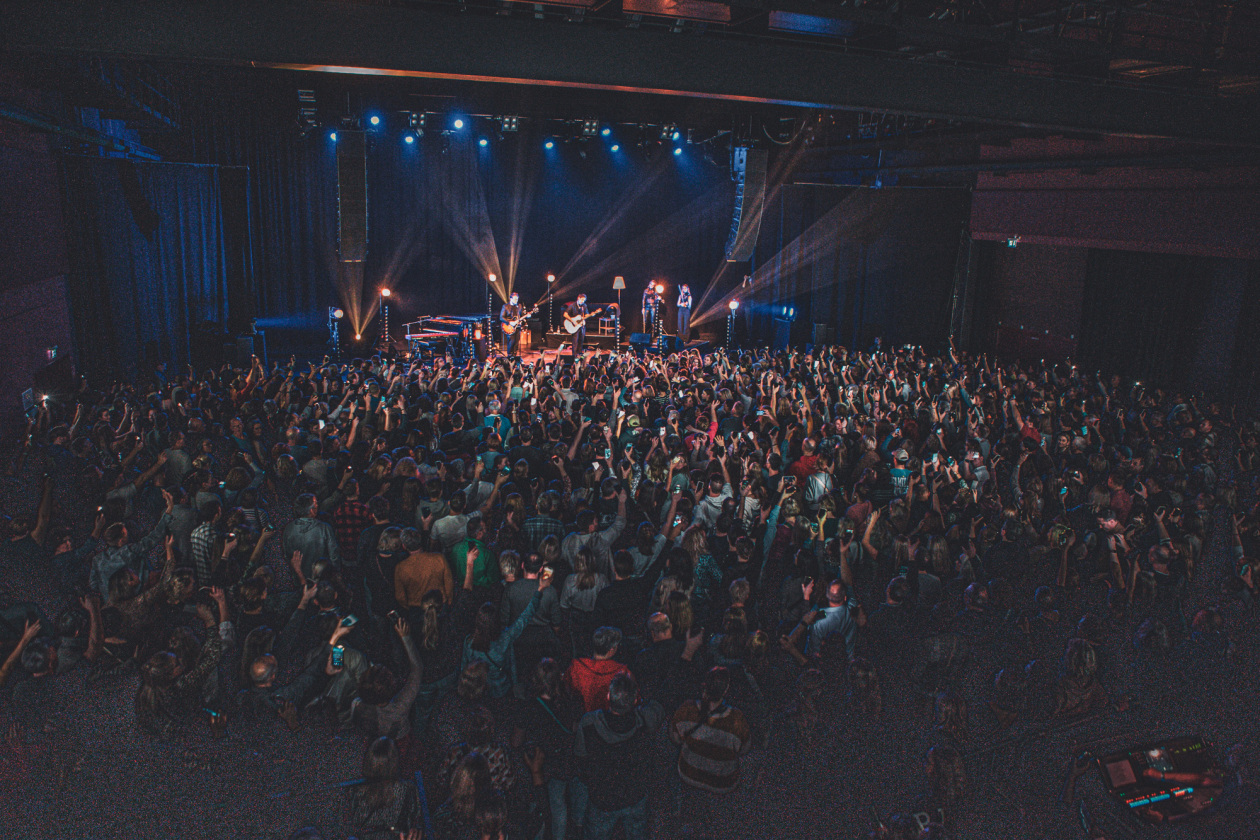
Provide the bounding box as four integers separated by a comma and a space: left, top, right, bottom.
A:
523, 491, 566, 553
190, 499, 223, 586
331, 477, 373, 567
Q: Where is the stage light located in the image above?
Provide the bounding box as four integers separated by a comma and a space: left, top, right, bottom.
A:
381, 288, 391, 298
369, 115, 381, 126
479, 137, 488, 147
544, 139, 555, 149
499, 115, 519, 132
655, 283, 665, 295
672, 131, 681, 141
729, 299, 740, 311
660, 124, 676, 141
1007, 235, 1021, 248
673, 147, 682, 156
547, 273, 556, 283
488, 273, 497, 283
582, 119, 599, 137
453, 118, 465, 130
403, 134, 415, 144
601, 127, 611, 137
332, 308, 344, 320
610, 144, 620, 152
330, 131, 337, 142
355, 333, 361, 340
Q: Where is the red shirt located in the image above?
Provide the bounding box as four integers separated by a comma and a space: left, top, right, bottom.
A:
565, 657, 630, 712
789, 454, 819, 480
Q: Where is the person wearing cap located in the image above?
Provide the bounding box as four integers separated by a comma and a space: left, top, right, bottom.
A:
890, 449, 913, 498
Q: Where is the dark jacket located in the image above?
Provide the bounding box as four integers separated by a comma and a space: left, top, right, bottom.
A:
573, 700, 664, 810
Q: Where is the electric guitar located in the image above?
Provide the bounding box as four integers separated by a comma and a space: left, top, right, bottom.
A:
563, 307, 605, 335
501, 304, 539, 336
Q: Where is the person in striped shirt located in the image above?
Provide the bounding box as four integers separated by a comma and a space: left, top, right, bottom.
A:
670, 666, 753, 832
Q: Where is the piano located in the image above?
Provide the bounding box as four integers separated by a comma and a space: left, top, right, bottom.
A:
403, 315, 490, 358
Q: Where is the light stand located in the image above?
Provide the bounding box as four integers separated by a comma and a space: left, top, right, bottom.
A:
612, 275, 625, 352
328, 307, 343, 359
547, 273, 556, 335
727, 299, 740, 351
654, 283, 665, 354
379, 288, 392, 353
487, 273, 496, 353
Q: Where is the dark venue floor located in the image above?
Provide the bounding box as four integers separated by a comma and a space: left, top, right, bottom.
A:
2, 1, 1260, 839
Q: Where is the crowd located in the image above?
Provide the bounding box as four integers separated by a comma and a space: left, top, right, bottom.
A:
0, 337, 1255, 840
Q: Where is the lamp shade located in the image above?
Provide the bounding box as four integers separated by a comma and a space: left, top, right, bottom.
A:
612, 275, 626, 290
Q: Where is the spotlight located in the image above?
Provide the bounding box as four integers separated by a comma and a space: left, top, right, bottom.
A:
403, 134, 415, 145
488, 273, 497, 283
660, 124, 676, 141
381, 288, 391, 297
479, 137, 488, 147
546, 273, 556, 283
408, 112, 426, 136
654, 283, 664, 295
332, 308, 344, 320
544, 139, 555, 149
453, 118, 465, 130
330, 131, 337, 142
582, 119, 599, 137
729, 299, 740, 311
499, 116, 520, 132
610, 144, 620, 152
355, 333, 361, 340
672, 131, 681, 141
673, 147, 682, 156
601, 127, 611, 137
368, 114, 381, 126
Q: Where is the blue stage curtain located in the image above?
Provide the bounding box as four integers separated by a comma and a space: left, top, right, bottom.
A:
61, 156, 232, 380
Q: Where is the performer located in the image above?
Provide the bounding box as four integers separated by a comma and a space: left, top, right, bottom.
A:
642, 283, 660, 337
499, 292, 523, 356
564, 293, 590, 356
677, 283, 693, 342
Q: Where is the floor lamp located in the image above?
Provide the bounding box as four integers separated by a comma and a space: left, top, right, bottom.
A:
613, 275, 625, 351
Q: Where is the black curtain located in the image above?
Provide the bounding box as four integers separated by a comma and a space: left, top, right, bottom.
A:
1077, 249, 1211, 386
185, 72, 338, 328
746, 186, 968, 349
60, 156, 231, 379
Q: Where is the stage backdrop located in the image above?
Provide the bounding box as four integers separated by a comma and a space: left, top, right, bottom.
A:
183, 69, 733, 348
735, 185, 969, 350
60, 157, 238, 380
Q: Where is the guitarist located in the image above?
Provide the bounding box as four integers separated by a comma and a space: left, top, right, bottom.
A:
563, 293, 591, 356
499, 292, 524, 356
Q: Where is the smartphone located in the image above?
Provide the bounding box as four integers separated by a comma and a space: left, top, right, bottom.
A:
659, 428, 667, 438
330, 645, 345, 669
339, 614, 358, 628
318, 419, 325, 429
531, 397, 537, 406
604, 448, 612, 458
673, 516, 683, 527
591, 461, 599, 469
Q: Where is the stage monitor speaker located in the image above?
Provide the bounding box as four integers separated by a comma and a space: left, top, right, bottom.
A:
336, 130, 368, 262
725, 148, 768, 262
659, 335, 685, 354
628, 332, 652, 349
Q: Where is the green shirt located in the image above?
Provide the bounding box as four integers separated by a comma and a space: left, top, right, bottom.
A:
449, 538, 495, 588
